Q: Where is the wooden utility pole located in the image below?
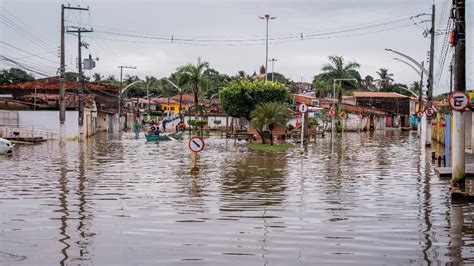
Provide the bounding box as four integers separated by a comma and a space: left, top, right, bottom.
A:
60, 4, 88, 144
66, 27, 93, 141
426, 4, 435, 146
452, 0, 466, 188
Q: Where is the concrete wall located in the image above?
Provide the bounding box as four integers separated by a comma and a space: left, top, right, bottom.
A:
18, 110, 79, 139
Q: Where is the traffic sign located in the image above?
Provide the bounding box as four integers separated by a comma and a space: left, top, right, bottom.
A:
449, 91, 470, 112
299, 103, 308, 113
416, 111, 423, 118
425, 107, 435, 117
328, 109, 336, 118
339, 111, 347, 119
189, 136, 205, 153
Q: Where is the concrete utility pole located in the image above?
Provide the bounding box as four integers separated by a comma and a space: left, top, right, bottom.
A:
259, 14, 276, 81
66, 27, 93, 141
426, 4, 435, 146
117, 65, 137, 128
419, 61, 425, 112
452, 0, 466, 188
268, 58, 278, 82
59, 4, 89, 144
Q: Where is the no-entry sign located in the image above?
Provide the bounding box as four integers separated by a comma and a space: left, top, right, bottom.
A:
299, 103, 308, 113
189, 136, 205, 153
449, 91, 470, 112
328, 109, 336, 118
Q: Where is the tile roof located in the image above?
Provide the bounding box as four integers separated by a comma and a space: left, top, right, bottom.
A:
352, 92, 408, 98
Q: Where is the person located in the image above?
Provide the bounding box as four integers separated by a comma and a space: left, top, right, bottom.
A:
162, 119, 167, 133
133, 121, 140, 139
148, 126, 156, 135
154, 126, 160, 136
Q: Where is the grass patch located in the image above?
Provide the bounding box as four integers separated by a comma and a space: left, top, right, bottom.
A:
248, 143, 293, 153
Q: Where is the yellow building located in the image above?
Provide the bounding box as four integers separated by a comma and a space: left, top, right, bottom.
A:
153, 98, 185, 114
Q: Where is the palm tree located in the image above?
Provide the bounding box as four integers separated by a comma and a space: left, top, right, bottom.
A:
250, 102, 289, 145
313, 55, 361, 99
177, 61, 209, 119
376, 68, 394, 91
410, 81, 421, 93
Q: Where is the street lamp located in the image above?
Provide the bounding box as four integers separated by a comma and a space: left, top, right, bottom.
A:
165, 78, 183, 123
385, 48, 428, 76
268, 58, 278, 82
259, 14, 277, 81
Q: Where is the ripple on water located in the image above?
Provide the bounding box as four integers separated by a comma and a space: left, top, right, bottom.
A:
0, 131, 473, 264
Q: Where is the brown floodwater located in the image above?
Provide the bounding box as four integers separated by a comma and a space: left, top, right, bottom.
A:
1, 130, 473, 265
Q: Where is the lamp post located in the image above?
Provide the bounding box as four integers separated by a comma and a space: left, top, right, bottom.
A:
268, 58, 278, 82
165, 78, 183, 123
332, 78, 357, 139
118, 80, 142, 131
259, 14, 277, 81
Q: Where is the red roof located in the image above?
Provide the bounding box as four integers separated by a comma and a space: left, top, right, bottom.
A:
0, 77, 118, 94
353, 92, 408, 98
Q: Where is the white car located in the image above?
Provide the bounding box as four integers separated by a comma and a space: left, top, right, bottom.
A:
0, 138, 13, 155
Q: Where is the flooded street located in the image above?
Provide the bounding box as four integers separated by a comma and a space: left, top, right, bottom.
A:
1, 131, 474, 265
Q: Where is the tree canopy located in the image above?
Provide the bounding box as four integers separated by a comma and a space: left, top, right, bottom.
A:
312, 55, 361, 97
0, 68, 34, 84
220, 79, 290, 120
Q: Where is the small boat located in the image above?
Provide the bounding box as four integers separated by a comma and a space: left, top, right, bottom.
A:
0, 138, 13, 155
145, 131, 183, 142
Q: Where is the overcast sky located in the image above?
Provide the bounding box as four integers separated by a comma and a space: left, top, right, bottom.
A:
1, 0, 472, 95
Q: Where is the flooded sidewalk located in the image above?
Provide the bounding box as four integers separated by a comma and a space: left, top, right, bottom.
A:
0, 131, 473, 265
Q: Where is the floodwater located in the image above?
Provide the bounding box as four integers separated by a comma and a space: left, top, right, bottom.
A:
1, 131, 473, 265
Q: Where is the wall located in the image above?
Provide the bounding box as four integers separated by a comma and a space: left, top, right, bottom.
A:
18, 110, 79, 139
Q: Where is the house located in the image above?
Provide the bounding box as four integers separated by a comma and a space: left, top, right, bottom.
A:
292, 94, 388, 131
350, 92, 416, 128
0, 77, 119, 139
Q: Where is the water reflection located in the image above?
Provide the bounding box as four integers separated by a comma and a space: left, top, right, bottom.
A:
1, 132, 474, 264
219, 154, 287, 214
58, 144, 70, 265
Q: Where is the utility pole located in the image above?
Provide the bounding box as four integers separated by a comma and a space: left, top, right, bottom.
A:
452, 0, 466, 188
117, 65, 137, 130
449, 62, 453, 94
426, 4, 435, 146
419, 61, 424, 112
259, 14, 276, 82
59, 4, 89, 144
268, 58, 278, 82
66, 27, 92, 141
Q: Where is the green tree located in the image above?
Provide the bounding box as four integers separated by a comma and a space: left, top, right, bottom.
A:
376, 68, 394, 91
177, 61, 210, 118
220, 79, 289, 120
202, 67, 231, 98
266, 72, 290, 84
312, 55, 361, 99
93, 73, 103, 82
250, 102, 290, 145
0, 68, 35, 84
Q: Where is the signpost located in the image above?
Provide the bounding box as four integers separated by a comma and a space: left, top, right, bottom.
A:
425, 107, 435, 118
299, 104, 308, 152
449, 91, 470, 112
189, 136, 205, 172
328, 109, 336, 118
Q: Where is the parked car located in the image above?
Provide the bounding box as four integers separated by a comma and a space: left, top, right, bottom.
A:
0, 138, 13, 155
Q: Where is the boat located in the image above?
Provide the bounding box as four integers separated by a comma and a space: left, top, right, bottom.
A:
0, 138, 13, 155
145, 131, 183, 142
